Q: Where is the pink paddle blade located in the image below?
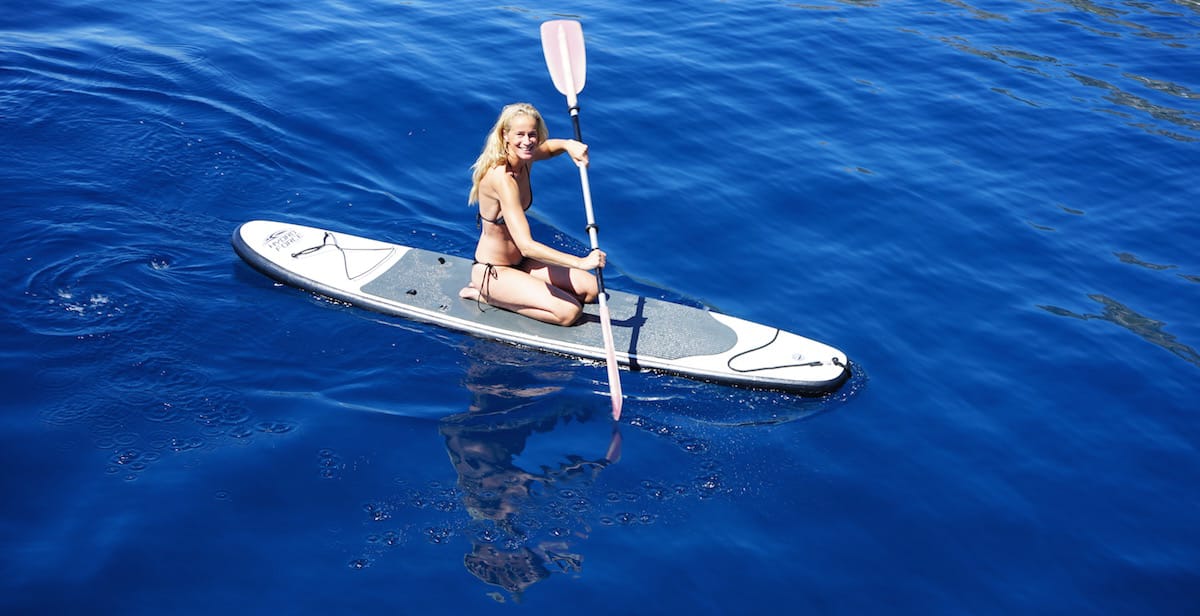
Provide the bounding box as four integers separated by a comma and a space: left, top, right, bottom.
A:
540, 20, 587, 96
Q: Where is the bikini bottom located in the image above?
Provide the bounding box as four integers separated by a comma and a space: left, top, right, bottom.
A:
470, 259, 525, 311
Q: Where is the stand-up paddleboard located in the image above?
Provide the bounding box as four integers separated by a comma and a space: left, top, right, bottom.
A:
231, 220, 850, 393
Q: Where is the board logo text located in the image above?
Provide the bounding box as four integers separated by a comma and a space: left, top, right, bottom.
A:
264, 229, 302, 252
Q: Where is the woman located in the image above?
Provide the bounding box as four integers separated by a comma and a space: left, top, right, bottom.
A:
459, 102, 606, 326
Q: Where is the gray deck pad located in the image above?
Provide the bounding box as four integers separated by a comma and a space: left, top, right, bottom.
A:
361, 248, 739, 363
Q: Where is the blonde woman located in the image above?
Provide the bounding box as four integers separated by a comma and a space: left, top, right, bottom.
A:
459, 103, 606, 326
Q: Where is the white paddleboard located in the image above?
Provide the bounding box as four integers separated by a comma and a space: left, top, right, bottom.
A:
231, 220, 850, 393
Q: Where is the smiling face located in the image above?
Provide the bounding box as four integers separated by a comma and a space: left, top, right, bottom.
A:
504, 113, 539, 163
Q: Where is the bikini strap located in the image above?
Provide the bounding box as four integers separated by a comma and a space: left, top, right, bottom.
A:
471, 261, 502, 313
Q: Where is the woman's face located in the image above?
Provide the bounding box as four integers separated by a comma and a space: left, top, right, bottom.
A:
504, 114, 539, 162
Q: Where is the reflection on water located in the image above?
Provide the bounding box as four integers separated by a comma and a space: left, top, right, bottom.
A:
441, 408, 619, 599
442, 343, 619, 601
1040, 293, 1200, 368
342, 341, 774, 601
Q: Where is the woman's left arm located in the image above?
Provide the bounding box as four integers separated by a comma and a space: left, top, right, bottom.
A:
536, 138, 588, 167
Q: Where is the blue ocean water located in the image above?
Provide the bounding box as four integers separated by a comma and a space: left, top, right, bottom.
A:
2, 0, 1198, 612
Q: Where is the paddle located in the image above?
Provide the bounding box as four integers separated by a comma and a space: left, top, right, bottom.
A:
540, 19, 624, 421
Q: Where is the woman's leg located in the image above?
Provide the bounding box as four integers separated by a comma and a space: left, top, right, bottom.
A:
521, 259, 599, 304
461, 263, 584, 326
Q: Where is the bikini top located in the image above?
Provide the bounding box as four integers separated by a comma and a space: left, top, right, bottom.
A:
477, 168, 533, 227
477, 195, 532, 227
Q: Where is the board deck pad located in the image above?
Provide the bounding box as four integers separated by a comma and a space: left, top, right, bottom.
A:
232, 220, 849, 393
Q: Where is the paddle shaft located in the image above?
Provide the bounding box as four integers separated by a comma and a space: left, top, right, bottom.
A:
567, 115, 606, 291
572, 112, 623, 421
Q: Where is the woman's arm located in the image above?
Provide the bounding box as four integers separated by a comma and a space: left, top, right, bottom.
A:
535, 138, 588, 167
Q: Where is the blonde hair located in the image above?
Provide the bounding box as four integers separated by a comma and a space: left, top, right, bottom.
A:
468, 103, 549, 204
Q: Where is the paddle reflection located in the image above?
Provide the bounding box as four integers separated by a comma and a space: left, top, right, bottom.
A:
439, 343, 620, 600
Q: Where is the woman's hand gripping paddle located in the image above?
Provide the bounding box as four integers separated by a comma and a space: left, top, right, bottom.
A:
540, 19, 624, 421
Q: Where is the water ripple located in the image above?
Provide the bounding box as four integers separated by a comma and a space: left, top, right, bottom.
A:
1039, 294, 1200, 368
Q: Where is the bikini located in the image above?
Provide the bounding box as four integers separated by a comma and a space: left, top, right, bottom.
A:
475, 176, 533, 229
474, 201, 530, 228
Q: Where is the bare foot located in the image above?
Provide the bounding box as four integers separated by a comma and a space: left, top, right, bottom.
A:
458, 284, 481, 301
